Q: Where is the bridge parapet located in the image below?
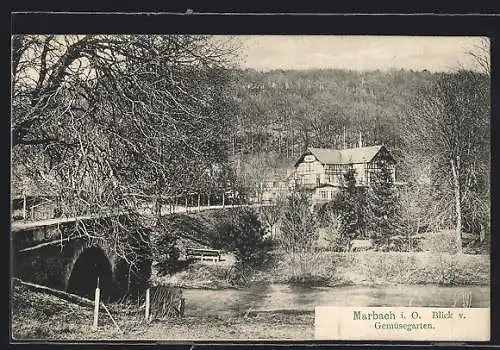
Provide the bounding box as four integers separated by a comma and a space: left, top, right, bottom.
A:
11, 213, 151, 301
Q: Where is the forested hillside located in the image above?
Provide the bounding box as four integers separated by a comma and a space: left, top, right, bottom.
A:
227, 67, 440, 200
228, 68, 436, 162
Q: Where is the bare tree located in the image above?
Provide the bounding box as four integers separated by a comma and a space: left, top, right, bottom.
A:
468, 37, 490, 75
235, 152, 276, 202
402, 70, 490, 253
11, 35, 239, 268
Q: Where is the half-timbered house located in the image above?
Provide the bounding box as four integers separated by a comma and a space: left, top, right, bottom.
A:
293, 145, 397, 203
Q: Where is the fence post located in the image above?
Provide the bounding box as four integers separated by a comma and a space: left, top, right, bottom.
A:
185, 196, 188, 213
197, 192, 201, 212
222, 190, 225, 209
92, 277, 100, 330
145, 287, 150, 323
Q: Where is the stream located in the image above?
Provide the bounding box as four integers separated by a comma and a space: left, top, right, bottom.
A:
182, 284, 490, 316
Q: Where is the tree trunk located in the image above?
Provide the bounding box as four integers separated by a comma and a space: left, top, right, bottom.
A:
278, 130, 282, 155
450, 157, 463, 254
155, 197, 161, 218
155, 189, 162, 218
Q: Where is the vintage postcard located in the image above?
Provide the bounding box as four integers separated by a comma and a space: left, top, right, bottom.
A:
10, 33, 490, 341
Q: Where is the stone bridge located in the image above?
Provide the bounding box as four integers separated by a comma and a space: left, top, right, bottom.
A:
11, 203, 273, 301
11, 214, 152, 302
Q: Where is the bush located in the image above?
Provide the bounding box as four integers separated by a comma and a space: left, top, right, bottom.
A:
147, 285, 184, 320
353, 252, 419, 283
411, 253, 490, 285
275, 251, 340, 286
420, 230, 458, 254
209, 207, 272, 267
279, 189, 318, 252
317, 215, 350, 252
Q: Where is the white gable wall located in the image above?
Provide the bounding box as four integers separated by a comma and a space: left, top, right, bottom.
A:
296, 158, 324, 186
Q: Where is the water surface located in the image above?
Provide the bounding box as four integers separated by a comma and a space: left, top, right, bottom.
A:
183, 284, 489, 316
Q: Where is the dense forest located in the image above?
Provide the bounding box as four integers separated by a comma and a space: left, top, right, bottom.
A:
227, 68, 435, 161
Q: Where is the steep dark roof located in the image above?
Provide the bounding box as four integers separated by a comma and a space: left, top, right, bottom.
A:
295, 145, 392, 166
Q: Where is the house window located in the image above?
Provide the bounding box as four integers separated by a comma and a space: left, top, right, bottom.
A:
320, 190, 328, 199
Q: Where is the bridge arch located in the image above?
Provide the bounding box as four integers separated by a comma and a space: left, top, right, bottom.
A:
66, 246, 114, 302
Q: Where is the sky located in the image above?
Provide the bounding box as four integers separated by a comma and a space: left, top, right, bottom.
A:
224, 35, 488, 72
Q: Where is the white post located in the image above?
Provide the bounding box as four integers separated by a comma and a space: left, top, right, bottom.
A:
222, 190, 225, 209
22, 191, 26, 221
185, 196, 188, 213
145, 288, 150, 322
92, 277, 100, 330
197, 193, 201, 212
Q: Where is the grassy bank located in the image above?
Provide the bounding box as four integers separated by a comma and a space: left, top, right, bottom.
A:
151, 261, 238, 289
158, 251, 489, 288
260, 251, 490, 286
11, 281, 313, 340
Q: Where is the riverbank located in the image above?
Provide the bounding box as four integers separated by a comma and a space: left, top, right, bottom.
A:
11, 251, 489, 340
11, 282, 313, 340
154, 251, 490, 288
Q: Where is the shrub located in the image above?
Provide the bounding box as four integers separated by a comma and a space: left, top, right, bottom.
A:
209, 207, 272, 267
151, 223, 181, 275
147, 285, 184, 320
421, 230, 458, 253
279, 251, 337, 286
279, 189, 318, 252
412, 253, 490, 285
318, 214, 350, 252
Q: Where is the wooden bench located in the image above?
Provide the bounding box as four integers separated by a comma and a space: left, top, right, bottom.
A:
186, 248, 221, 262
